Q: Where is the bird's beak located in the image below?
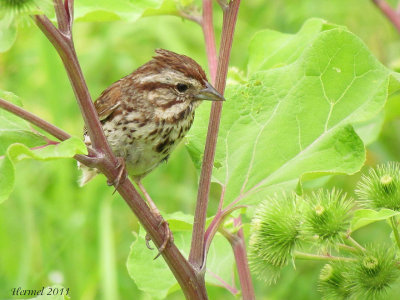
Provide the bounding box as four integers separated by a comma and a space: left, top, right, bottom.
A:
195, 81, 225, 101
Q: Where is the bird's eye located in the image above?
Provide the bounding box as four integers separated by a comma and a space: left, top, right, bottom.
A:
176, 83, 189, 93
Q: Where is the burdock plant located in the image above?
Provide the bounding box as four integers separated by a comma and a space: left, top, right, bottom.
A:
346, 246, 399, 299
302, 189, 353, 249
249, 192, 301, 283
248, 164, 400, 296
318, 246, 399, 300
356, 162, 400, 211
318, 262, 351, 300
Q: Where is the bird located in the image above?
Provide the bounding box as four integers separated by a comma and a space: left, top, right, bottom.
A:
78, 49, 224, 255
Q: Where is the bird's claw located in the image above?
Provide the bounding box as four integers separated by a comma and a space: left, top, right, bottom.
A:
145, 234, 154, 250
107, 157, 127, 194
154, 219, 174, 260
145, 218, 174, 260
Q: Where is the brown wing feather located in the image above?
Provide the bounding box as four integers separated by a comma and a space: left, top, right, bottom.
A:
95, 80, 122, 121
83, 80, 122, 136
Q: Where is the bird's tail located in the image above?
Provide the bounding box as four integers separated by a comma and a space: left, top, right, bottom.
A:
77, 162, 99, 187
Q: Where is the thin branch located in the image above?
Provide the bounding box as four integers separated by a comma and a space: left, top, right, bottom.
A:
53, 0, 69, 33
0, 97, 206, 298
0, 97, 95, 165
344, 234, 366, 252
189, 0, 241, 271
293, 251, 356, 262
216, 0, 229, 11
372, 0, 400, 33
30, 141, 60, 150
179, 10, 202, 25
202, 0, 218, 83
0, 98, 71, 141
33, 14, 113, 157
220, 217, 255, 300
30, 3, 207, 298
338, 244, 358, 254
65, 0, 74, 29
204, 205, 245, 257
217, 184, 226, 211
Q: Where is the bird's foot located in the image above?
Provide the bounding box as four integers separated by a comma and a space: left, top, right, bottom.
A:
107, 157, 127, 194
145, 214, 174, 260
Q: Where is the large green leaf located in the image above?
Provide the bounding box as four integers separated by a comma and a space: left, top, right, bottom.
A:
186, 19, 394, 205
74, 0, 181, 22
127, 213, 234, 299
248, 18, 346, 73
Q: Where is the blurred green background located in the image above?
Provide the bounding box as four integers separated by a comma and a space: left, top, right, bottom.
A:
1, 0, 400, 299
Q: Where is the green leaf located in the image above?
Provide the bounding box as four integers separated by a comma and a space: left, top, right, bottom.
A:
74, 0, 180, 22
127, 214, 234, 299
352, 111, 385, 146
0, 137, 87, 203
187, 20, 393, 206
248, 18, 346, 73
127, 232, 181, 300
350, 209, 400, 232
204, 233, 235, 288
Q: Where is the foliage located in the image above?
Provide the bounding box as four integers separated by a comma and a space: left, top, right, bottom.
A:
127, 213, 234, 299
249, 163, 400, 299
186, 18, 395, 206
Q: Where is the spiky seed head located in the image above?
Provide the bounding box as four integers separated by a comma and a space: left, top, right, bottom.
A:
302, 188, 353, 249
356, 162, 400, 211
249, 192, 301, 284
346, 246, 399, 299
318, 262, 351, 300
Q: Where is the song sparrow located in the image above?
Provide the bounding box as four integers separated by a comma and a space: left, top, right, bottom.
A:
79, 49, 224, 186
79, 49, 223, 254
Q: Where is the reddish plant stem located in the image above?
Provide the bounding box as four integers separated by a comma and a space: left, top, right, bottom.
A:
30, 141, 60, 150
30, 2, 207, 298
0, 96, 206, 299
33, 15, 114, 158
217, 0, 229, 11
0, 97, 95, 164
220, 217, 255, 300
202, 0, 218, 83
54, 0, 69, 33
0, 98, 71, 141
204, 204, 245, 256
372, 0, 400, 32
208, 270, 239, 295
189, 0, 241, 271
